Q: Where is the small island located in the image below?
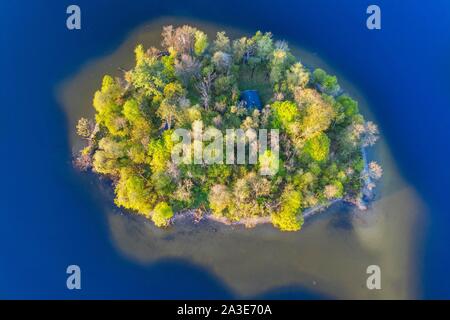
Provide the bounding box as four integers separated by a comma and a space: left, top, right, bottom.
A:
75, 25, 382, 231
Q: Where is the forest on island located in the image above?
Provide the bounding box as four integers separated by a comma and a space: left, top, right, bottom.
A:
75, 25, 382, 231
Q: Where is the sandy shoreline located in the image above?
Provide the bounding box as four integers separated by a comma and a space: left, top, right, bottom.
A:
170, 198, 346, 228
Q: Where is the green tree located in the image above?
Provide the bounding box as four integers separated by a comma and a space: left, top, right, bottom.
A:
134, 44, 146, 66
286, 62, 310, 93
271, 100, 299, 129
152, 202, 174, 227
313, 68, 340, 95
114, 171, 156, 216
271, 185, 303, 231
254, 31, 274, 62
303, 133, 330, 162
92, 137, 127, 174
299, 96, 335, 140
151, 171, 174, 196
212, 51, 232, 72
270, 47, 294, 85
337, 95, 359, 117
130, 47, 171, 97
208, 184, 232, 217
194, 30, 209, 56
122, 99, 141, 123
258, 149, 282, 176
147, 131, 174, 173
213, 31, 231, 53
93, 75, 128, 137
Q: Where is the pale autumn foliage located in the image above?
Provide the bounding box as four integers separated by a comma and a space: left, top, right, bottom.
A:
324, 184, 339, 199
368, 161, 383, 180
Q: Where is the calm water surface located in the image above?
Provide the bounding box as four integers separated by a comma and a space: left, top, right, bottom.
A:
2, 1, 449, 299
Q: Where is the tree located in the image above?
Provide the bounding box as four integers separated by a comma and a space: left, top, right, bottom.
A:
303, 133, 330, 162
161, 49, 176, 79
130, 53, 169, 97
258, 149, 281, 176
93, 75, 121, 114
271, 100, 299, 129
161, 25, 176, 50
174, 179, 193, 203
361, 121, 379, 147
313, 68, 340, 95
76, 117, 93, 138
340, 119, 379, 151
152, 202, 174, 227
213, 75, 233, 97
156, 101, 177, 129
194, 30, 208, 56
254, 31, 274, 62
92, 137, 127, 175
163, 82, 185, 103
175, 54, 201, 85
213, 31, 231, 53
286, 62, 310, 93
114, 171, 156, 216
232, 37, 250, 63
151, 171, 174, 196
212, 51, 232, 72
368, 161, 383, 180
299, 93, 336, 141
127, 143, 147, 164
208, 184, 232, 216
161, 25, 197, 55
196, 68, 216, 110
149, 131, 174, 169
155, 82, 185, 129
337, 95, 359, 118
122, 99, 141, 123
324, 181, 343, 200
271, 185, 303, 231
270, 49, 286, 84
92, 75, 129, 137
227, 173, 270, 219
269, 42, 294, 86
134, 44, 146, 66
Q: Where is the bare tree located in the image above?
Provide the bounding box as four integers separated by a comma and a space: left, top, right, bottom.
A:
76, 117, 94, 139
161, 25, 196, 55
212, 51, 232, 73
161, 25, 176, 49
368, 161, 383, 180
195, 70, 216, 110
362, 121, 379, 147
175, 54, 201, 85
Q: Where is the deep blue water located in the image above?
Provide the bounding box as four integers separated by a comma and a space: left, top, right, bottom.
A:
1, 0, 449, 298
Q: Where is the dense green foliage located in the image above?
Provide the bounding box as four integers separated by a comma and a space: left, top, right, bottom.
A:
77, 25, 380, 231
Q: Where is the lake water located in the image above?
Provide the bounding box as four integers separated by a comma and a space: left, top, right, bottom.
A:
1, 1, 449, 299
